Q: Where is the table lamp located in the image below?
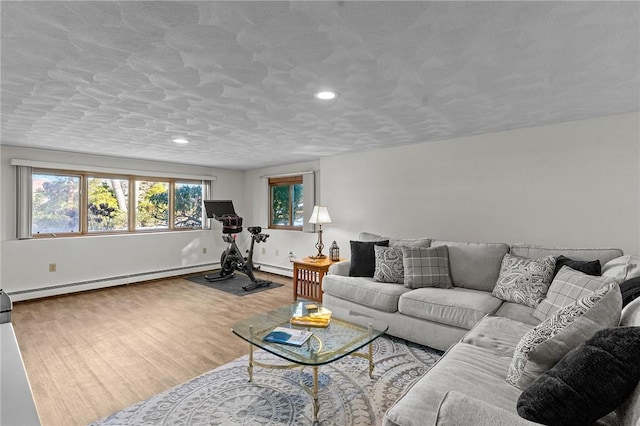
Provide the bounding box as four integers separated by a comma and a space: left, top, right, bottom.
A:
308, 206, 332, 259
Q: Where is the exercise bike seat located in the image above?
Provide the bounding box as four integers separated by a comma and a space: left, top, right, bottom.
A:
247, 226, 262, 235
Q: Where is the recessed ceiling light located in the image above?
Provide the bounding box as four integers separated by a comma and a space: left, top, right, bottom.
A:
173, 138, 189, 145
315, 90, 337, 100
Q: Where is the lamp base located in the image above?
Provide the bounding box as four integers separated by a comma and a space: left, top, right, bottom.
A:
308, 254, 326, 260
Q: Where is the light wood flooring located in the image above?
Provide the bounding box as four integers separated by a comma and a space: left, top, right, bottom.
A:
11, 271, 294, 426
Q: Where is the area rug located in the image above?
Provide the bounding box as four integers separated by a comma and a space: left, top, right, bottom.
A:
91, 335, 442, 425
185, 272, 284, 296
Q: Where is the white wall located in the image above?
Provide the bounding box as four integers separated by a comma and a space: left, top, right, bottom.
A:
2, 113, 638, 300
321, 112, 640, 257
0, 146, 244, 300
242, 160, 322, 275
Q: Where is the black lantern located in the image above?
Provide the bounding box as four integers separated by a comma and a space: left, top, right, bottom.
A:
330, 241, 340, 262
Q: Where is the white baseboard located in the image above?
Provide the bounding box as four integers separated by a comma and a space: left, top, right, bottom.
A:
8, 262, 294, 301
256, 262, 294, 278
8, 263, 219, 301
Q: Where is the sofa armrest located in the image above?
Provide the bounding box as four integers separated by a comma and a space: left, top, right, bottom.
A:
328, 260, 351, 276
434, 391, 536, 426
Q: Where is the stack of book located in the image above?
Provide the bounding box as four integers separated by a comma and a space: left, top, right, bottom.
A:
290, 304, 332, 328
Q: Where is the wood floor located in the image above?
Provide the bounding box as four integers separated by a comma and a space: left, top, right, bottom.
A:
11, 271, 294, 426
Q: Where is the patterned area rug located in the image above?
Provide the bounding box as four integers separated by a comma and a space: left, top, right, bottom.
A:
91, 336, 442, 425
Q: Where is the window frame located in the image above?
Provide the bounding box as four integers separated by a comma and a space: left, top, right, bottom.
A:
30, 167, 207, 238
268, 175, 303, 231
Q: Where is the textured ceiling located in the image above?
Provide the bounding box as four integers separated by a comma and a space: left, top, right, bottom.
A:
1, 1, 638, 170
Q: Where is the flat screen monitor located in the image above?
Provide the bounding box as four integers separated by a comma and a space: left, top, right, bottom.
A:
204, 200, 236, 219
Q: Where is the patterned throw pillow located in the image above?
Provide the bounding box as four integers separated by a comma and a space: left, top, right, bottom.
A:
402, 246, 452, 289
492, 254, 556, 308
373, 246, 404, 283
506, 283, 621, 389
534, 266, 616, 321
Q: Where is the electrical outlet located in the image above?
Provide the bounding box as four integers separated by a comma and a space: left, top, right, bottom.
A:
275, 249, 279, 256
261, 247, 265, 255
202, 247, 207, 254
49, 263, 56, 272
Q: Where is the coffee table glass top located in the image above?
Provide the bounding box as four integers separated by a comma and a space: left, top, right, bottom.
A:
232, 302, 388, 366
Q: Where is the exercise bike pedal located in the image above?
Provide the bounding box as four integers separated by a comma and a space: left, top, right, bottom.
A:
242, 280, 271, 291
204, 272, 235, 282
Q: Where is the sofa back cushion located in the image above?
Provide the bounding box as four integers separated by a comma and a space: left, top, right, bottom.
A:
431, 240, 510, 292
358, 232, 431, 248
510, 244, 623, 266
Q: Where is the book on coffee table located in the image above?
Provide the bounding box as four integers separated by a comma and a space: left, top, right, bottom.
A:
290, 306, 333, 328
263, 327, 313, 346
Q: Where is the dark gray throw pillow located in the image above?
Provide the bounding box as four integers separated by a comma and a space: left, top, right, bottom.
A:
349, 240, 389, 277
517, 327, 640, 426
553, 255, 601, 279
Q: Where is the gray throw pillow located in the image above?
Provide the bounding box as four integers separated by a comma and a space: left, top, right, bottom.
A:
506, 282, 622, 389
534, 266, 616, 321
492, 254, 556, 308
373, 246, 404, 284
402, 246, 452, 289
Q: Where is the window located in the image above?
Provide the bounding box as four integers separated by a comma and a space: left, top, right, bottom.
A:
26, 168, 209, 238
174, 182, 203, 228
87, 177, 129, 232
269, 175, 303, 230
32, 173, 81, 234
135, 180, 169, 230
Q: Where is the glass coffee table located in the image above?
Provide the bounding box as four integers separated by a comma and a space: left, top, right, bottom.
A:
232, 302, 388, 421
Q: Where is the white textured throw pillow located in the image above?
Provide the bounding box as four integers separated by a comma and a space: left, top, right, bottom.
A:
534, 266, 616, 321
601, 255, 640, 282
492, 254, 556, 308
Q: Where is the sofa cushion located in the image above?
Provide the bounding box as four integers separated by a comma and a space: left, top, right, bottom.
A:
553, 255, 601, 278
349, 240, 389, 277
398, 287, 502, 329
517, 327, 640, 426
492, 254, 556, 308
402, 246, 452, 289
493, 302, 540, 326
510, 244, 623, 267
462, 316, 535, 358
431, 240, 509, 292
506, 283, 621, 389
601, 255, 640, 282
358, 232, 431, 248
383, 342, 521, 426
436, 391, 536, 426
534, 266, 617, 321
321, 274, 409, 312
373, 246, 404, 284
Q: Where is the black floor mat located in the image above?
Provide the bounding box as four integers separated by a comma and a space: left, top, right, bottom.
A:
185, 271, 284, 296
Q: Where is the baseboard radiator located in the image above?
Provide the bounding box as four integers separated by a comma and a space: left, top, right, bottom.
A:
8, 262, 294, 301
8, 263, 219, 301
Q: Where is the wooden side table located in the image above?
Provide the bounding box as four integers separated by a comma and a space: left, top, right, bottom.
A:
292, 257, 346, 302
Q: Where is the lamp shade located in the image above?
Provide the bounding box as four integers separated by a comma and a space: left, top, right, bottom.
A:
308, 206, 332, 225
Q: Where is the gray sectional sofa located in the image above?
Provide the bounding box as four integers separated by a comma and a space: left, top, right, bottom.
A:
321, 233, 640, 426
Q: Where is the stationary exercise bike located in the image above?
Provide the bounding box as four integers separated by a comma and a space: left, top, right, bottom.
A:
203, 200, 272, 291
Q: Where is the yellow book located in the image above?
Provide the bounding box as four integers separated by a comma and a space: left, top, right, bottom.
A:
291, 307, 332, 328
